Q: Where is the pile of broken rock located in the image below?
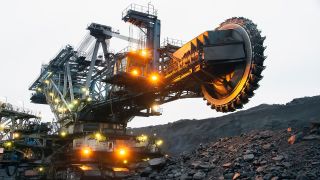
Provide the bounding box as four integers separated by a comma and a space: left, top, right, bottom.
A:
127, 122, 320, 180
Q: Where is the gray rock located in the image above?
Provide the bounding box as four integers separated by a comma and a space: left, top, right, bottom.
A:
223, 162, 232, 168
136, 161, 149, 168
303, 134, 320, 140
174, 172, 181, 177
224, 173, 234, 179
243, 154, 255, 161
263, 173, 273, 180
180, 173, 192, 180
228, 145, 237, 152
200, 151, 209, 157
262, 143, 272, 150
259, 130, 273, 139
282, 162, 291, 167
268, 166, 282, 171
148, 157, 166, 167
272, 155, 284, 161
191, 161, 201, 168
256, 166, 266, 173
168, 173, 174, 178
149, 171, 159, 178
187, 169, 196, 176
211, 156, 220, 163
260, 160, 267, 165
140, 167, 152, 177
171, 169, 179, 174
193, 171, 206, 180
199, 162, 211, 169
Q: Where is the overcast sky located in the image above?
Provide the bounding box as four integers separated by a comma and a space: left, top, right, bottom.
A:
0, 0, 319, 128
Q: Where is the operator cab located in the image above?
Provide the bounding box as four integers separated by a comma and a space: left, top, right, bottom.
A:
114, 48, 151, 76
108, 48, 160, 87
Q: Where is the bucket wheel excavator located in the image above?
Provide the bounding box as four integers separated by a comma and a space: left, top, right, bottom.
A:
15, 3, 266, 179
199, 17, 266, 112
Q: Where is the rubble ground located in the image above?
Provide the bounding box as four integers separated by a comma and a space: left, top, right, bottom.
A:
128, 122, 320, 180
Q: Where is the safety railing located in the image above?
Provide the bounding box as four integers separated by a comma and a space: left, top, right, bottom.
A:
161, 51, 201, 80
161, 38, 185, 48
0, 101, 40, 117
122, 3, 157, 19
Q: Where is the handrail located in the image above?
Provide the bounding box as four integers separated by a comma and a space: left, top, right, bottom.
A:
0, 101, 40, 117
122, 3, 157, 19
161, 38, 185, 48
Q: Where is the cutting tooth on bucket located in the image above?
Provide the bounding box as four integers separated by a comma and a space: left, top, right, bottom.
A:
199, 17, 266, 112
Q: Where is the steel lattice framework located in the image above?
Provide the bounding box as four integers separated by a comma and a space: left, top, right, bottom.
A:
0, 101, 41, 140
29, 4, 266, 135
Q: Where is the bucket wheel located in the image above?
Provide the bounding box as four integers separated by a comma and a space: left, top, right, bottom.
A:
201, 17, 266, 112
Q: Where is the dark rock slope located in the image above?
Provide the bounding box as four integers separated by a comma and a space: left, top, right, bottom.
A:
132, 96, 320, 155
129, 123, 320, 180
